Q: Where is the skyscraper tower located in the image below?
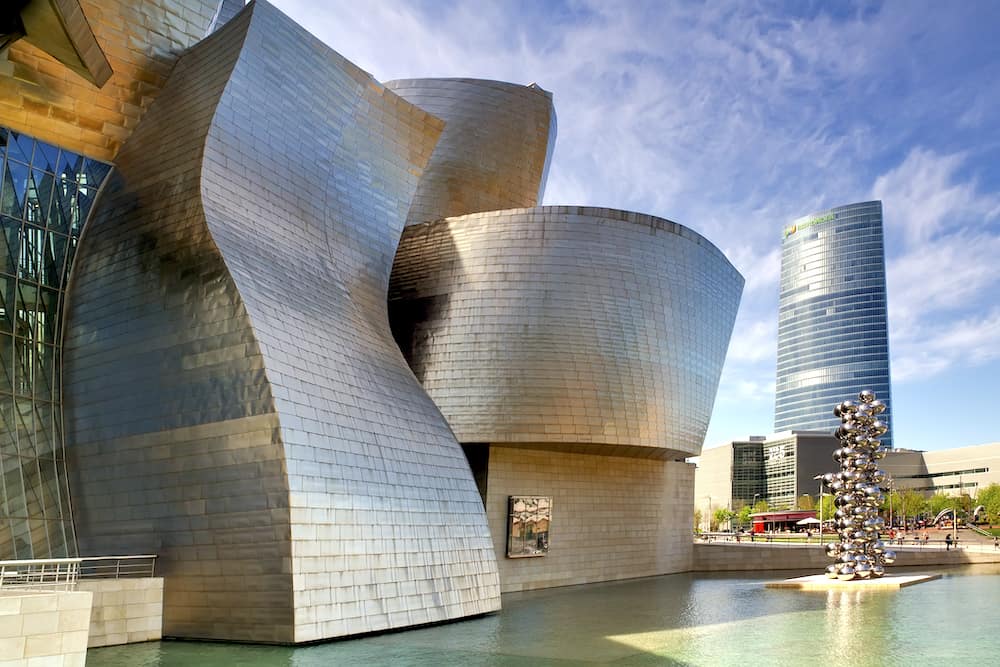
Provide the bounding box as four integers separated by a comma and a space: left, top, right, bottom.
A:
775, 201, 893, 447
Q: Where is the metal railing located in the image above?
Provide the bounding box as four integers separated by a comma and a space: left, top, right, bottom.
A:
79, 555, 157, 579
0, 555, 157, 591
0, 558, 81, 591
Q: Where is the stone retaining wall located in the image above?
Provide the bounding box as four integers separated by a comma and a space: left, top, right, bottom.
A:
77, 578, 163, 647
693, 542, 1000, 572
0, 590, 92, 666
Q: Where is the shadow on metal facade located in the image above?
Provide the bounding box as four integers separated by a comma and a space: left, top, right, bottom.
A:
62, 0, 499, 644
390, 207, 744, 460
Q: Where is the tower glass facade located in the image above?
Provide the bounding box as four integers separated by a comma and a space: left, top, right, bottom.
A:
0, 127, 110, 559
774, 201, 892, 448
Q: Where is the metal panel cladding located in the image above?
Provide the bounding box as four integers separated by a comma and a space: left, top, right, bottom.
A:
389, 207, 744, 459
775, 201, 893, 447
62, 0, 499, 644
385, 78, 557, 226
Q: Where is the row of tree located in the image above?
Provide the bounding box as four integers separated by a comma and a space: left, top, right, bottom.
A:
699, 483, 1000, 532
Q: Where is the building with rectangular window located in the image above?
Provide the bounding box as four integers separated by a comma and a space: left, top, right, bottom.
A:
694, 431, 837, 529
775, 201, 893, 447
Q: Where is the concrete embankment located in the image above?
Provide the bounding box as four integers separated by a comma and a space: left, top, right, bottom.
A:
693, 542, 1000, 572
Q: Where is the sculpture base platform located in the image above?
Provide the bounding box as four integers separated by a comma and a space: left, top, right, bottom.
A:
766, 573, 941, 590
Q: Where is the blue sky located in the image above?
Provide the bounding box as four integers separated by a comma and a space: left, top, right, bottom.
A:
270, 0, 1000, 452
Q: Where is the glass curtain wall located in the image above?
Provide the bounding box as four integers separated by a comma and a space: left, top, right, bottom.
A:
0, 128, 110, 559
775, 201, 893, 448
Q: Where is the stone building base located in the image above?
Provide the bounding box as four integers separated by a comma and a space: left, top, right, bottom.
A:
482, 446, 695, 593
0, 590, 92, 666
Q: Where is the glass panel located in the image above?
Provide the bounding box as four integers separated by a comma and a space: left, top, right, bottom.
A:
11, 515, 32, 559
22, 457, 44, 516
38, 288, 58, 344
0, 215, 20, 277
14, 397, 35, 456
74, 185, 98, 232
49, 177, 77, 234
32, 401, 54, 457
47, 518, 67, 558
7, 131, 33, 165
0, 272, 13, 334
42, 230, 68, 288
2, 455, 27, 518
25, 168, 55, 227
0, 397, 14, 457
33, 142, 59, 174
0, 520, 13, 560
82, 160, 111, 188
38, 456, 59, 520
33, 347, 53, 403
57, 149, 83, 181
18, 223, 44, 283
1, 159, 29, 217
29, 516, 49, 557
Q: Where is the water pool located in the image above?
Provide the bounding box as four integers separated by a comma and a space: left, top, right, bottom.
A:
87, 564, 1000, 666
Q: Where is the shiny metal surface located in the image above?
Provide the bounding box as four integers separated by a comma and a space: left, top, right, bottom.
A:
820, 390, 892, 580
385, 78, 556, 226
63, 0, 498, 644
0, 0, 237, 161
775, 201, 893, 446
389, 206, 744, 458
0, 128, 111, 560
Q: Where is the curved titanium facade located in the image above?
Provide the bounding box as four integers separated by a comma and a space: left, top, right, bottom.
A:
384, 78, 556, 226
0, 0, 241, 161
389, 206, 744, 459
63, 1, 499, 644
775, 201, 893, 447
0, 128, 111, 560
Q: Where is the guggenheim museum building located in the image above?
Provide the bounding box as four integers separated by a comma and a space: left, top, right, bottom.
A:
0, 0, 743, 643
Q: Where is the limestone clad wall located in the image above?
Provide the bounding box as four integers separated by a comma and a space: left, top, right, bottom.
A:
0, 590, 92, 666
0, 1, 231, 161
484, 447, 695, 592
77, 578, 163, 647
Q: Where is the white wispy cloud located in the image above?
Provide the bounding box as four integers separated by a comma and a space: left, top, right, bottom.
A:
873, 148, 1000, 245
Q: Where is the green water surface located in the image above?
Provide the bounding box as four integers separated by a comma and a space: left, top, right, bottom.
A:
87, 565, 1000, 666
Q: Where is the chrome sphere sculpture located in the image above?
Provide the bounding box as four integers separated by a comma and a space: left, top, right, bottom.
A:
821, 390, 895, 580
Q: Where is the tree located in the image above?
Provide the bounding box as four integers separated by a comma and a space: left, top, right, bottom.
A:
693, 508, 703, 533
816, 494, 835, 525
714, 508, 736, 531
737, 505, 753, 529
977, 483, 1000, 525
900, 490, 927, 519
797, 494, 815, 510
752, 499, 769, 514
928, 492, 957, 521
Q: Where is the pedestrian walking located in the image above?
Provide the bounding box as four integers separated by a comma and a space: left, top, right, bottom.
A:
945, 533, 953, 551
994, 536, 998, 550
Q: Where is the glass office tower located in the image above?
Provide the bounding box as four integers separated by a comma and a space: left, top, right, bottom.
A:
774, 201, 892, 448
0, 128, 111, 558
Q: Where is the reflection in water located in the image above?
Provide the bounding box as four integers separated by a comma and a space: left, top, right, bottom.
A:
88, 566, 1000, 667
